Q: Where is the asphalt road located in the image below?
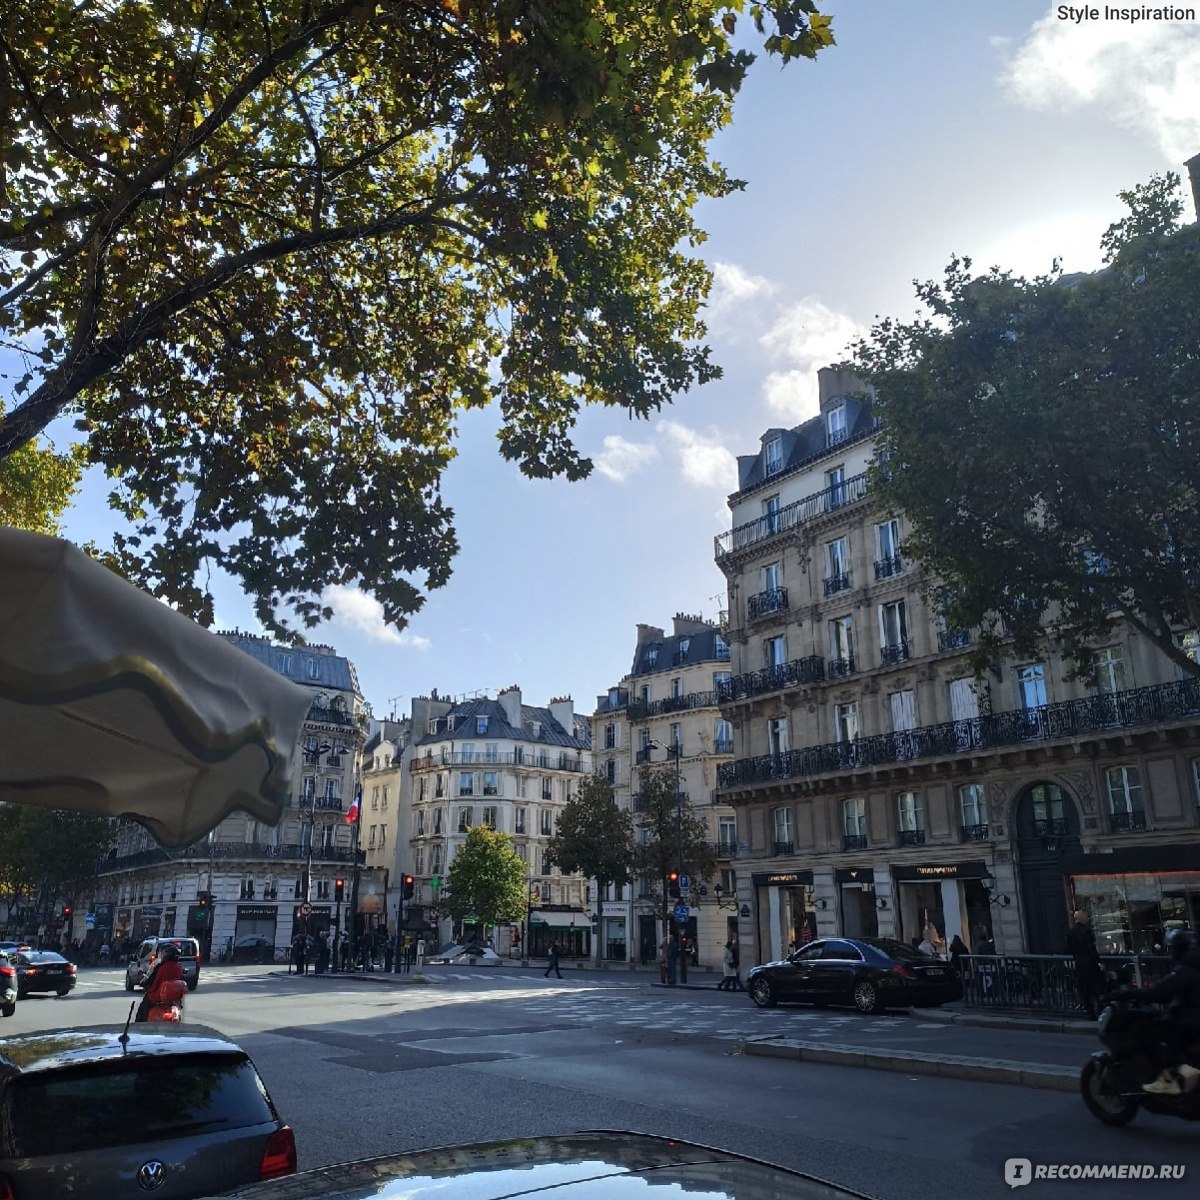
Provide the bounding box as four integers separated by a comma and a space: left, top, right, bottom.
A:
6, 963, 1200, 1200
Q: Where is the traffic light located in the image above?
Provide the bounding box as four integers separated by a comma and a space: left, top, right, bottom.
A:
402, 875, 415, 901
334, 878, 345, 902
62, 906, 72, 920
668, 872, 680, 899
198, 892, 211, 908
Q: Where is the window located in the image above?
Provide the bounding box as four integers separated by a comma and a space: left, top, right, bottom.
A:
763, 494, 781, 535
379, 825, 387, 850
476, 715, 489, 734
879, 600, 909, 661
1093, 646, 1127, 695
435, 774, 445, 799
827, 404, 847, 445
640, 684, 650, 705
1105, 766, 1143, 815
381, 786, 388, 810
720, 867, 737, 896
606, 759, 617, 784
679, 637, 691, 659
459, 771, 475, 796
825, 537, 849, 591
323, 778, 340, 806
646, 646, 659, 667
768, 717, 789, 756
843, 797, 866, 837
368, 825, 377, 849
829, 616, 854, 672
432, 808, 443, 835
415, 810, 425, 836
959, 783, 988, 832
429, 845, 443, 875
541, 778, 552, 800
765, 635, 787, 669
875, 518, 901, 562
418, 776, 427, 802
515, 807, 527, 834
480, 771, 498, 796
671, 677, 683, 699
301, 777, 316, 803
414, 847, 425, 874
713, 669, 731, 692
461, 743, 476, 763
765, 436, 784, 475
772, 807, 794, 850
669, 722, 682, 750
604, 723, 616, 750
714, 719, 733, 754
306, 658, 320, 680
457, 806, 473, 832
897, 792, 924, 833
485, 743, 500, 762
719, 816, 737, 851
371, 786, 379, 810
826, 464, 846, 508
542, 849, 553, 875
715, 634, 730, 660
540, 809, 554, 835
762, 561, 782, 593
834, 703, 858, 743
482, 806, 498, 830
1017, 664, 1048, 709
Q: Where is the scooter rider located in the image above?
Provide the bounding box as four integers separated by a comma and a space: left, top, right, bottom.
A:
1117, 927, 1200, 1095
135, 942, 187, 1022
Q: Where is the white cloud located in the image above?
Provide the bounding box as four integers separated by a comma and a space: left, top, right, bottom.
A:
1001, 14, 1200, 162
657, 420, 738, 491
593, 434, 660, 483
321, 584, 430, 649
757, 298, 864, 421
709, 261, 778, 312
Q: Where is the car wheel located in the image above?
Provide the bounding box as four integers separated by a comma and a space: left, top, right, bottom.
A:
1, 1002, 14, 1018
56, 987, 71, 997
852, 979, 881, 1014
187, 979, 198, 992
1081, 1059, 1138, 1126
749, 976, 777, 1009
125, 974, 134, 992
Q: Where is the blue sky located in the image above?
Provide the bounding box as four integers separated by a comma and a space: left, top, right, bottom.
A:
36, 3, 1200, 720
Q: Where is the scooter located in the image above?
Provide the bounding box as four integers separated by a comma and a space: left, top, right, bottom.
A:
1081, 993, 1200, 1126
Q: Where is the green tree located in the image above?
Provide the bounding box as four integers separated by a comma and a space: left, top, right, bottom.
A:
633, 766, 716, 943
852, 172, 1200, 682
0, 401, 85, 533
544, 772, 635, 963
0, 0, 834, 636
444, 824, 526, 937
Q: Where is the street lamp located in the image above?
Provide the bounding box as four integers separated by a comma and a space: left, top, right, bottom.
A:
647, 737, 687, 985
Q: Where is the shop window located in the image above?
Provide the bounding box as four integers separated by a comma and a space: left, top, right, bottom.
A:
1105, 765, 1146, 832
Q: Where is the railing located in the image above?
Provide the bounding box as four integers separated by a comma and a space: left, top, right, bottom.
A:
718, 678, 1200, 789
718, 656, 825, 704
961, 954, 1174, 1015
411, 751, 587, 773
938, 628, 972, 652
715, 472, 870, 558
828, 657, 856, 678
306, 703, 360, 729
715, 840, 740, 857
1109, 810, 1149, 833
898, 829, 926, 846
98, 842, 364, 873
960, 823, 990, 842
880, 641, 910, 666
748, 587, 789, 621
874, 554, 903, 580
824, 573, 851, 596
627, 690, 719, 721
843, 833, 868, 851
714, 739, 734, 755
772, 840, 794, 855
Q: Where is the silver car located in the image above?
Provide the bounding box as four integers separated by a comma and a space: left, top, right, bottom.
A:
0, 1025, 295, 1198
125, 936, 202, 992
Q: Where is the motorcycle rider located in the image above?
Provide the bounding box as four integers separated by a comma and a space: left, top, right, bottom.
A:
135, 942, 187, 1022
1117, 927, 1200, 1095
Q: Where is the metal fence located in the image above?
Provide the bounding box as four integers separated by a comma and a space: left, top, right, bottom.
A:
960, 953, 1174, 1015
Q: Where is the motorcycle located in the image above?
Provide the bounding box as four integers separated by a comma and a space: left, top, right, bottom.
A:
1081, 992, 1200, 1125
0, 954, 16, 1017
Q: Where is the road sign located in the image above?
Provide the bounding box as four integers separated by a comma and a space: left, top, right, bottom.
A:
673, 903, 689, 925
85, 913, 96, 929
679, 874, 690, 893
430, 876, 441, 892
298, 900, 314, 918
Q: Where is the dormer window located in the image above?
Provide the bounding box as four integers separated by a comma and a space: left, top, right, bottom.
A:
827, 405, 847, 445
679, 638, 690, 658
476, 715, 489, 734
646, 645, 659, 667
764, 436, 784, 476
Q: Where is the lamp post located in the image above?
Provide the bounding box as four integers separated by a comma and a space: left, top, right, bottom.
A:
648, 737, 687, 985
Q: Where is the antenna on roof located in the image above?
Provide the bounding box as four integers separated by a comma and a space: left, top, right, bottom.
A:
387, 696, 403, 720
119, 1001, 136, 1046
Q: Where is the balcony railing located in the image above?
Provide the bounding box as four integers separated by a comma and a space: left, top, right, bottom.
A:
715, 472, 870, 558
718, 678, 1200, 790
880, 641, 910, 666
828, 657, 856, 678
627, 690, 719, 721
411, 751, 587, 773
1109, 810, 1149, 833
772, 840, 795, 855
715, 840, 740, 857
824, 573, 851, 596
1034, 818, 1068, 837
718, 656, 825, 704
960, 823, 990, 842
714, 739, 734, 755
938, 628, 972, 652
98, 841, 364, 874
874, 554, 903, 580
748, 587, 789, 622
899, 829, 926, 846
843, 833, 868, 851
635, 748, 653, 764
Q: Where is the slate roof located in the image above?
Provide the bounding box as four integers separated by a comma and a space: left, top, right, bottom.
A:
414, 697, 591, 751
218, 632, 358, 695
629, 626, 727, 678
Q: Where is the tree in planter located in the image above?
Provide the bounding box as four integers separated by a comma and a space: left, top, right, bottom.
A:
544, 773, 636, 965
853, 173, 1200, 684
443, 825, 527, 945
633, 767, 717, 960
0, 0, 835, 636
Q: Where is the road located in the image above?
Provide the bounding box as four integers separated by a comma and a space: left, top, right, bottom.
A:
5, 962, 1200, 1199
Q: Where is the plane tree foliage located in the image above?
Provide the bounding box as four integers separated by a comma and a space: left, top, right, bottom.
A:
443, 824, 527, 933
0, 400, 84, 534
0, 0, 835, 635
852, 173, 1200, 683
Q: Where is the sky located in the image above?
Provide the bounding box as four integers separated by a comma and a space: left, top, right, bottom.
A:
37, 2, 1200, 722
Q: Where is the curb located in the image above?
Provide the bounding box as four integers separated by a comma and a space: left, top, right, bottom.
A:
744, 1038, 1078, 1092
271, 970, 431, 985
910, 1007, 1096, 1037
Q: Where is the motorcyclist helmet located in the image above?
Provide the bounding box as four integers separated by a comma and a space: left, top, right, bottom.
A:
159, 943, 182, 961
1164, 927, 1195, 961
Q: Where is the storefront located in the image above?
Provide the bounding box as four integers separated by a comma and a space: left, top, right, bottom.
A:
234, 903, 279, 953
890, 862, 993, 954
1065, 846, 1200, 955
527, 908, 592, 958
600, 906, 626, 961
836, 868, 878, 939
753, 871, 816, 961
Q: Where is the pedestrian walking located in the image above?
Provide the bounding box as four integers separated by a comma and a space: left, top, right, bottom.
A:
717, 940, 738, 990
1066, 909, 1104, 1019
291, 932, 308, 976
340, 935, 351, 971
544, 941, 563, 979
415, 935, 426, 973
948, 934, 968, 972
383, 935, 394, 973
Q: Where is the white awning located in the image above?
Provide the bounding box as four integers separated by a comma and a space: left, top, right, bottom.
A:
529, 911, 593, 929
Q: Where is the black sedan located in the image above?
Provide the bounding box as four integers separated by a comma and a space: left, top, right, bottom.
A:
746, 937, 962, 1014
12, 951, 78, 998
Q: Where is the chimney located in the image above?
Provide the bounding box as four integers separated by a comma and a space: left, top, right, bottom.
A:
498, 685, 522, 729
548, 695, 574, 736
817, 365, 867, 413
1186, 152, 1200, 224
672, 612, 711, 637
635, 623, 665, 649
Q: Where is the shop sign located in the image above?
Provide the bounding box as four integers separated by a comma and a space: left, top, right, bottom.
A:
752, 871, 814, 888
891, 861, 987, 882
237, 905, 278, 920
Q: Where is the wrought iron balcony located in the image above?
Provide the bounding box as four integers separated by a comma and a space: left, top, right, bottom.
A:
748, 587, 789, 621
898, 829, 926, 846
880, 641, 910, 665
635, 748, 653, 764
843, 833, 868, 851
1109, 810, 1149, 833
824, 573, 851, 596
717, 678, 1200, 791
717, 656, 826, 704
772, 840, 795, 856
1034, 818, 1068, 837
715, 471, 870, 558
874, 554, 903, 580
938, 628, 972, 652
960, 823, 990, 842
98, 841, 362, 874
828, 657, 856, 678
411, 750, 587, 773
715, 840, 740, 857
627, 690, 719, 722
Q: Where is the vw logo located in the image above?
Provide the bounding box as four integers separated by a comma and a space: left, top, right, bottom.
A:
136, 1160, 167, 1191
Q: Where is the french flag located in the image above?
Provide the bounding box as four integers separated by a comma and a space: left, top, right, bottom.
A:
345, 785, 361, 824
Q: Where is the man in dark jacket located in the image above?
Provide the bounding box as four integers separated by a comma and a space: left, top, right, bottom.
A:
1066, 910, 1104, 1019
1121, 928, 1200, 1094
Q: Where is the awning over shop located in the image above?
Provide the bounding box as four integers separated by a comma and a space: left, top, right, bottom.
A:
529, 910, 592, 929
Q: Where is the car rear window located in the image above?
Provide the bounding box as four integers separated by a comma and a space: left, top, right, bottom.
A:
860, 938, 930, 962
161, 940, 198, 958
5, 1053, 275, 1155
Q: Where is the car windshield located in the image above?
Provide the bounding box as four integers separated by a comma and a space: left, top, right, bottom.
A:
5, 1054, 274, 1156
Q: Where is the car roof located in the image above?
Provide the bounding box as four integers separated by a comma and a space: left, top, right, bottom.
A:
0, 1025, 247, 1082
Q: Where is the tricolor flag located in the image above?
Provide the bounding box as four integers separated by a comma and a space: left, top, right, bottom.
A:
345, 785, 361, 824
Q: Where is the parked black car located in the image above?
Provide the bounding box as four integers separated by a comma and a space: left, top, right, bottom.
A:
11, 950, 77, 998
747, 937, 963, 1014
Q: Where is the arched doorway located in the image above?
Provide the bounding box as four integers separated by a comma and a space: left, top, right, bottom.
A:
1014, 781, 1083, 953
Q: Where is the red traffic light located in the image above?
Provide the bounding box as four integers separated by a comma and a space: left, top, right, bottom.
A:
402, 875, 415, 900
667, 872, 678, 882
62, 906, 72, 917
